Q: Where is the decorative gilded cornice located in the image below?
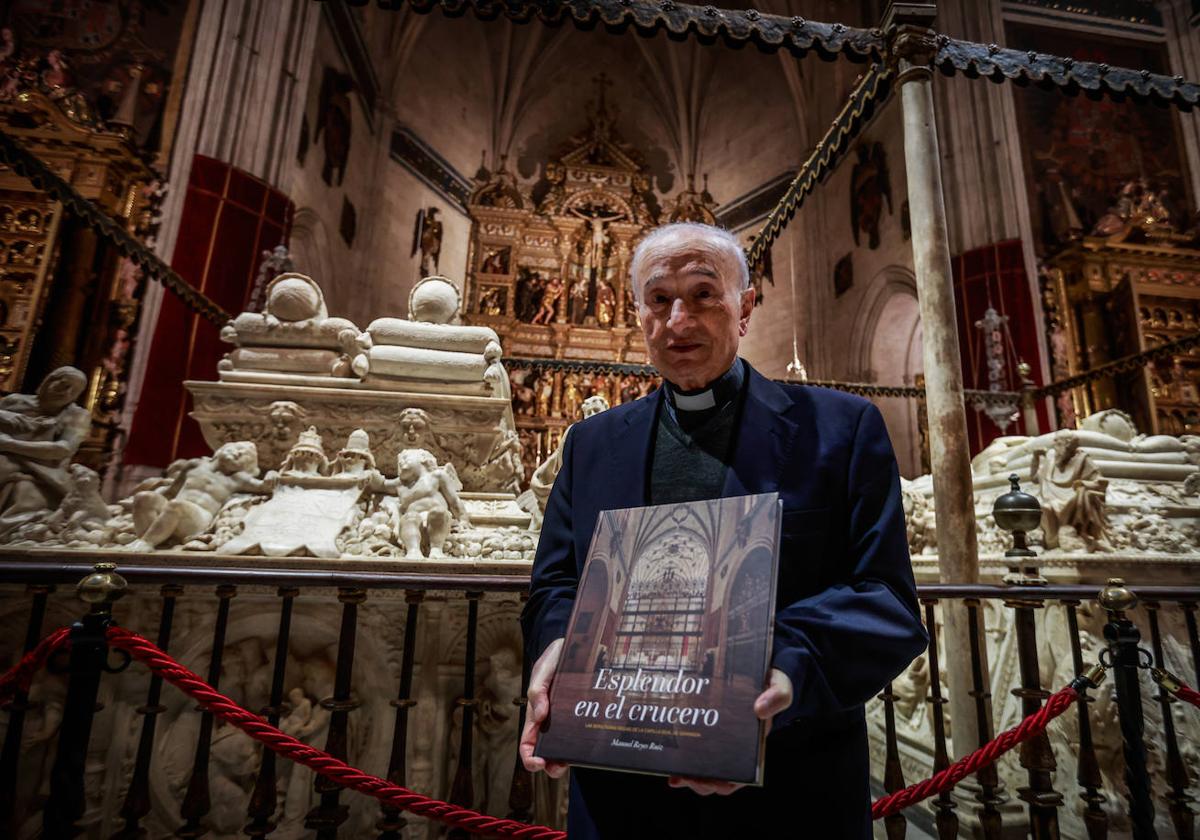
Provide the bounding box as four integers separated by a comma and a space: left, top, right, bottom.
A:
0, 128, 231, 326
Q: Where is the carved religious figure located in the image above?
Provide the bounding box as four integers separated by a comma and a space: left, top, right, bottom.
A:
383, 448, 469, 558
850, 141, 892, 249
569, 277, 589, 325
0, 366, 91, 537
570, 208, 623, 281
531, 277, 563, 326
221, 429, 378, 558
411, 207, 443, 277
1031, 433, 1111, 551
514, 270, 544, 322
129, 441, 275, 552
596, 280, 616, 326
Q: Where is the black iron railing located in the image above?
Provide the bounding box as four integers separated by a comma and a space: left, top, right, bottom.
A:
1, 561, 1198, 838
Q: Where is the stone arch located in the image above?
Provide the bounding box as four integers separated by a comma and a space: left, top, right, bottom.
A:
852, 266, 925, 477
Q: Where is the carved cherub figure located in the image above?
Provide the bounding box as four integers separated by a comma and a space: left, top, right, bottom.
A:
385, 448, 468, 558
129, 441, 275, 551
280, 426, 328, 476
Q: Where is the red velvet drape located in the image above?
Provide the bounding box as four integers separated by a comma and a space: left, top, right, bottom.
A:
125, 155, 292, 466
952, 239, 1052, 456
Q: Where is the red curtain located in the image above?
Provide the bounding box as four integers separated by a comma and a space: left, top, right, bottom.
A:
952, 239, 1051, 456
125, 155, 292, 466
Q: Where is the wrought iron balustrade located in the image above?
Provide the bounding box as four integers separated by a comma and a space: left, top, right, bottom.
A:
0, 561, 1197, 839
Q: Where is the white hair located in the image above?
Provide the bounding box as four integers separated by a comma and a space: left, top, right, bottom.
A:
629, 222, 750, 301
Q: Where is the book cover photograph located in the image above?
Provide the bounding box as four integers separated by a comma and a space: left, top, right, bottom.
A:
535, 492, 781, 784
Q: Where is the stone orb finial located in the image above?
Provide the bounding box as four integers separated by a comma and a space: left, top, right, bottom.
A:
1080, 408, 1137, 443
267, 273, 325, 321
408, 276, 461, 324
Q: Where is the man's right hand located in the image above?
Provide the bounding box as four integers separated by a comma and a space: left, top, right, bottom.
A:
519, 637, 568, 778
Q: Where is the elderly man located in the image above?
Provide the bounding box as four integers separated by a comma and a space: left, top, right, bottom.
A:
519, 222, 926, 838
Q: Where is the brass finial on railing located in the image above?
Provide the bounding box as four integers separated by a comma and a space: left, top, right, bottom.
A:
76, 560, 128, 614
1098, 577, 1137, 616
992, 473, 1045, 585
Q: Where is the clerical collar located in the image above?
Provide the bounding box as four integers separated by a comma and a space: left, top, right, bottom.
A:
666, 358, 745, 413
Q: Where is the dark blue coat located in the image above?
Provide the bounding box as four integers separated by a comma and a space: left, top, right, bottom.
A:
521, 362, 928, 838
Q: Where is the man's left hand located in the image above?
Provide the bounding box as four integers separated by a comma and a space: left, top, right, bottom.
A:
666, 668, 793, 796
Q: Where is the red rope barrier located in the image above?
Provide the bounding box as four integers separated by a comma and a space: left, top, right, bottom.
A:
1177, 685, 1200, 709
103, 627, 566, 840
871, 684, 1078, 819
0, 626, 71, 707
15, 625, 1196, 829
1153, 667, 1200, 710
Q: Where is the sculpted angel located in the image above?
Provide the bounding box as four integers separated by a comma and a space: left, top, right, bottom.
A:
384, 448, 469, 558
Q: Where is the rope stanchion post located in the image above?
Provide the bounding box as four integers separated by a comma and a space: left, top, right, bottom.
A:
1099, 578, 1157, 839
43, 562, 128, 839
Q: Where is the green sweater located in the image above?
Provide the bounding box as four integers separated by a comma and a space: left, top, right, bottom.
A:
649, 361, 746, 505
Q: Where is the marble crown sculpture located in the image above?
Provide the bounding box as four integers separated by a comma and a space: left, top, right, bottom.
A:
0, 275, 535, 566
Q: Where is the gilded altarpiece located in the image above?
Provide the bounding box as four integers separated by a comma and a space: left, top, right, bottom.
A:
0, 91, 155, 471
464, 100, 717, 479
1043, 206, 1200, 435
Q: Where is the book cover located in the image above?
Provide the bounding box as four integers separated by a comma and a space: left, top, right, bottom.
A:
535, 492, 782, 784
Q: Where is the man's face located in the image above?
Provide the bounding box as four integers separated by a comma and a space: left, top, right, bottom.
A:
637, 233, 754, 390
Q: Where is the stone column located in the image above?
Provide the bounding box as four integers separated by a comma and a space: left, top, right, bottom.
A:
886, 4, 988, 760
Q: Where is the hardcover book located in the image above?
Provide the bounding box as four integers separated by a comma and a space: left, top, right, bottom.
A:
535, 492, 782, 784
